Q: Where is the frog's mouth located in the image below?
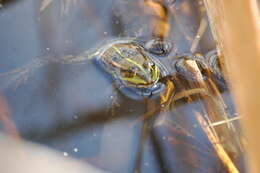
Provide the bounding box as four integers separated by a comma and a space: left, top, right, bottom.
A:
117, 81, 164, 100
120, 78, 155, 88
120, 73, 160, 89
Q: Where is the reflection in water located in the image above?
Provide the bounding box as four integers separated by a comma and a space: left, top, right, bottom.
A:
0, 0, 245, 173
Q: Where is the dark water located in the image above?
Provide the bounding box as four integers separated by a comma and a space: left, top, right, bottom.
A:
0, 0, 245, 172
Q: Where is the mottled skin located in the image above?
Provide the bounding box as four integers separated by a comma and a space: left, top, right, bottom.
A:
98, 42, 163, 91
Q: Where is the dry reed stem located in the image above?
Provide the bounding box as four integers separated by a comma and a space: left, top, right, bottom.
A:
196, 112, 239, 173
204, 0, 260, 172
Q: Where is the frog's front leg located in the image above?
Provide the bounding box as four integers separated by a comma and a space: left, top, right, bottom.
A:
160, 78, 175, 108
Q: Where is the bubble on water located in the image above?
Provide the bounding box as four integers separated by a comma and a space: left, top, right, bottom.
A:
193, 124, 198, 128
63, 152, 69, 156
144, 162, 149, 167
46, 47, 50, 51
73, 115, 78, 120
73, 148, 78, 152
65, 40, 70, 44
129, 109, 134, 113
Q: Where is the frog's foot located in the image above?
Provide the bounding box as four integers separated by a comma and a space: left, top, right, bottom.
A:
0, 57, 50, 90
0, 51, 96, 91
144, 38, 175, 56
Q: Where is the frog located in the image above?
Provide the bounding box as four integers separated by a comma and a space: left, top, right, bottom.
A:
94, 39, 172, 98
0, 38, 172, 99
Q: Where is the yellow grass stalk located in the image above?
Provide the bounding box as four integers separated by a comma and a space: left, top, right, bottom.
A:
203, 0, 260, 172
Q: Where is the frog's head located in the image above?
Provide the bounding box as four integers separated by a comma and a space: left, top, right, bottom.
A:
119, 55, 161, 88
101, 43, 162, 89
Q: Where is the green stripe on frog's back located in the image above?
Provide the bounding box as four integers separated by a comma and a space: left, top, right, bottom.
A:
111, 46, 149, 77
97, 39, 163, 96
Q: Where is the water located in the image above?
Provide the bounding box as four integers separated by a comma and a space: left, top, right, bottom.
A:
0, 0, 245, 172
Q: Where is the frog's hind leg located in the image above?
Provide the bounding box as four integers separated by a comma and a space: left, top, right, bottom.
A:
134, 98, 155, 173
0, 51, 96, 91
56, 47, 100, 64
0, 56, 53, 90
134, 97, 171, 173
